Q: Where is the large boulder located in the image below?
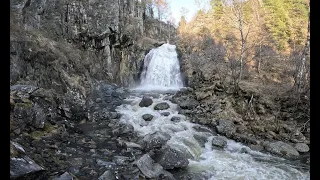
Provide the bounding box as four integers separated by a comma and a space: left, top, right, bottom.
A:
153, 146, 189, 169
179, 99, 200, 110
216, 119, 236, 138
154, 102, 170, 110
265, 141, 300, 158
142, 114, 154, 121
10, 156, 44, 179
139, 96, 153, 107
212, 136, 228, 148
142, 131, 171, 150
294, 143, 309, 153
135, 154, 163, 178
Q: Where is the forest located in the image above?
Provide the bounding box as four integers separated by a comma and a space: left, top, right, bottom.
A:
176, 0, 310, 97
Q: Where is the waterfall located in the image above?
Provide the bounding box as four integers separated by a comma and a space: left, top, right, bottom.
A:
138, 43, 183, 90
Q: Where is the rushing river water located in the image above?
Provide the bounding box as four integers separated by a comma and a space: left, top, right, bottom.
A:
116, 43, 310, 179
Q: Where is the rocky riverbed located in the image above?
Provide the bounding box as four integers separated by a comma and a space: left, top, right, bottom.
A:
10, 84, 310, 179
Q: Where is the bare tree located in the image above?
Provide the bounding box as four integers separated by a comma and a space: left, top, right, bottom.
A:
224, 0, 253, 84
293, 12, 310, 94
180, 7, 190, 19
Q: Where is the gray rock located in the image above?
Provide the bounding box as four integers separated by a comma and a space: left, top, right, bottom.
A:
193, 133, 211, 147
179, 99, 199, 110
139, 96, 153, 107
10, 85, 38, 99
98, 170, 115, 180
265, 141, 300, 158
170, 116, 181, 122
216, 119, 236, 138
136, 154, 163, 178
294, 143, 309, 153
112, 156, 132, 165
212, 136, 228, 148
154, 146, 189, 169
32, 103, 46, 129
112, 123, 134, 136
10, 156, 44, 179
142, 114, 154, 121
249, 144, 264, 152
143, 131, 171, 150
161, 112, 170, 116
54, 172, 74, 180
154, 102, 170, 110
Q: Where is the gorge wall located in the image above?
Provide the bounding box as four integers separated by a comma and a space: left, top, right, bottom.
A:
10, 0, 176, 97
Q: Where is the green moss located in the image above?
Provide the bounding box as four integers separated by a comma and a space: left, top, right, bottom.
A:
29, 123, 58, 140
15, 99, 33, 108
10, 144, 18, 158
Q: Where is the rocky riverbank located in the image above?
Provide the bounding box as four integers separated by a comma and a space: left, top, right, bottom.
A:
169, 83, 310, 166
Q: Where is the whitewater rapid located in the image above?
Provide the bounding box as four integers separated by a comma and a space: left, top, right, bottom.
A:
116, 43, 310, 179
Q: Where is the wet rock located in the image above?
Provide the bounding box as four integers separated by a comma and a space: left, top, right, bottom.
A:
192, 125, 215, 134
154, 102, 170, 110
98, 170, 115, 180
143, 131, 171, 150
142, 114, 154, 121
112, 123, 134, 136
179, 99, 199, 110
212, 136, 228, 148
249, 144, 264, 152
170, 116, 181, 122
139, 96, 153, 107
54, 172, 74, 180
294, 143, 309, 153
265, 141, 299, 158
161, 112, 170, 116
154, 146, 189, 169
136, 154, 163, 178
216, 119, 236, 138
193, 133, 210, 147
10, 156, 44, 179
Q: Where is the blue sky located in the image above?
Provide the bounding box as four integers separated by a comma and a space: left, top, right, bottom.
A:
167, 0, 210, 25
167, 0, 198, 24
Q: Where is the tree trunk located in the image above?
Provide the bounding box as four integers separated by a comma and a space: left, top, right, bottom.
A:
293, 13, 310, 93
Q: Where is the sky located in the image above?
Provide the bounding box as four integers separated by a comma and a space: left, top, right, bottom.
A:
167, 0, 210, 25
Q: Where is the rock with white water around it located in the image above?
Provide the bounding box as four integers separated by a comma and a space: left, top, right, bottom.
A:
161, 112, 170, 116
142, 131, 171, 150
139, 96, 153, 107
294, 143, 309, 153
154, 146, 189, 169
154, 102, 170, 110
265, 141, 299, 158
212, 136, 228, 148
142, 114, 154, 121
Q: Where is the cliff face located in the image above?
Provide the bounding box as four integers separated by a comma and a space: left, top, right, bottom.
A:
10, 0, 176, 95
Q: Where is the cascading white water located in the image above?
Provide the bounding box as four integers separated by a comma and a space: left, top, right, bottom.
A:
117, 43, 309, 179
116, 94, 310, 180
138, 43, 184, 90
117, 95, 310, 180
